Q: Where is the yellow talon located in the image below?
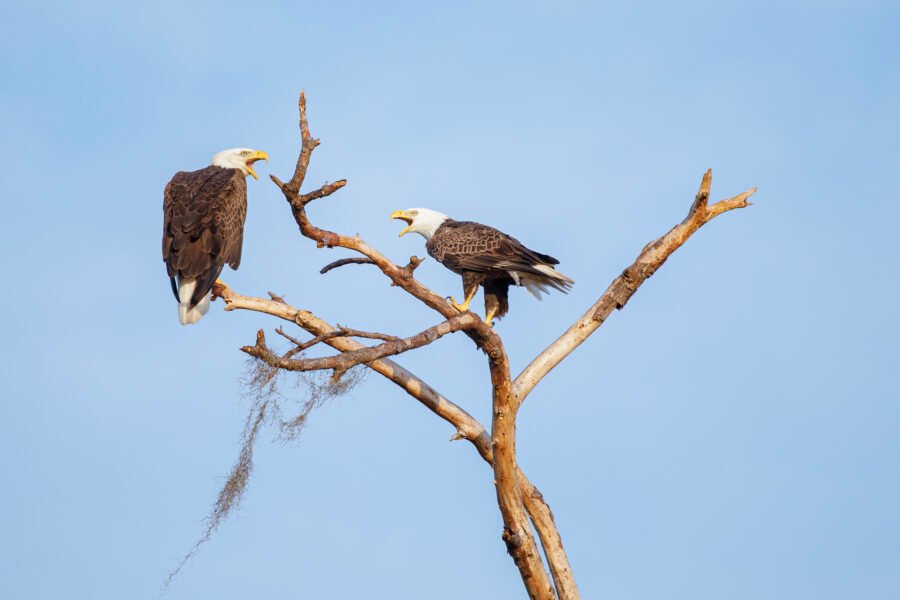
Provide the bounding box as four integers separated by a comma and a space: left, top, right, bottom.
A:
448, 286, 478, 313
447, 296, 471, 312
484, 309, 497, 327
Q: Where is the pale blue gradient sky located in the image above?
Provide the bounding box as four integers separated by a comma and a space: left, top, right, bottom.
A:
2, 1, 899, 598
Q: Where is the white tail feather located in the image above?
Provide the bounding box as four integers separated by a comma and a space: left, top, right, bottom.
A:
177, 277, 197, 304
522, 278, 545, 300
176, 277, 212, 325
533, 263, 574, 283
520, 276, 552, 300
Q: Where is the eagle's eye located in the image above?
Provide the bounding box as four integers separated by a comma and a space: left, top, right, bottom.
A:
411, 210, 419, 216
240, 150, 250, 156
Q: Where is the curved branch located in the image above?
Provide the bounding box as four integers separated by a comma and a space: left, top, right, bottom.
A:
269, 92, 476, 325
214, 284, 578, 598
319, 257, 378, 274
214, 284, 491, 448
242, 313, 479, 375
275, 326, 399, 358
512, 170, 756, 406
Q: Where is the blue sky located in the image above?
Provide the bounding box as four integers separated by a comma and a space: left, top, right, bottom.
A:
2, 1, 898, 598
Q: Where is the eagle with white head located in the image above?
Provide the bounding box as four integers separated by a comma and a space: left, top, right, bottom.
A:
162, 148, 268, 325
391, 208, 573, 325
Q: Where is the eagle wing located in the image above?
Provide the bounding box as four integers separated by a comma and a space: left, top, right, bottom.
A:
162, 166, 248, 304
428, 221, 560, 277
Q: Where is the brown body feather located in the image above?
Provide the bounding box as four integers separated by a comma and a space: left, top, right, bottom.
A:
162, 165, 248, 307
426, 220, 572, 321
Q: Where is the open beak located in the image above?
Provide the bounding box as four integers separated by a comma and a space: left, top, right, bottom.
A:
245, 150, 269, 180
390, 210, 414, 237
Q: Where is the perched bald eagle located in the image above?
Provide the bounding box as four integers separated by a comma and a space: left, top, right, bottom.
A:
391, 208, 573, 325
162, 148, 268, 325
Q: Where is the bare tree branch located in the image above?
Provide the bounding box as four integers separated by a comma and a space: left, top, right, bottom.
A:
205, 93, 755, 600
319, 257, 378, 274
266, 93, 557, 597
512, 169, 756, 406
213, 284, 578, 598
269, 91, 320, 197
214, 284, 491, 443
242, 313, 479, 375
268, 92, 478, 326
332, 327, 401, 342
275, 325, 399, 359
483, 333, 556, 599
262, 92, 592, 598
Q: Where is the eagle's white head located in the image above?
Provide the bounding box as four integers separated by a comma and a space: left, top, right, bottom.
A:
211, 147, 269, 180
390, 208, 450, 240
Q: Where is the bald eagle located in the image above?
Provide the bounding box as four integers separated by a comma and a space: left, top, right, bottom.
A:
391, 208, 573, 325
162, 148, 268, 325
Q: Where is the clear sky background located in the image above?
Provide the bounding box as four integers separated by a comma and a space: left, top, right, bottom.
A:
2, 1, 898, 598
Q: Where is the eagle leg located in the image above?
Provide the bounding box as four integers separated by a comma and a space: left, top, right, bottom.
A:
448, 276, 479, 312
484, 307, 498, 327
447, 294, 473, 312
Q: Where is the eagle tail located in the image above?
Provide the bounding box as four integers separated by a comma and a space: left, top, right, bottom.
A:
522, 277, 551, 300
176, 276, 212, 325
517, 264, 574, 300
533, 263, 574, 285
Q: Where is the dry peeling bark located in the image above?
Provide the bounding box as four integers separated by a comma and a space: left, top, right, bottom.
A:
211, 92, 755, 599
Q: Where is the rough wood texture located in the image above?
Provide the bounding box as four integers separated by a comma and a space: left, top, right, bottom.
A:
214, 284, 569, 598
512, 170, 756, 406
484, 332, 555, 599
210, 92, 754, 600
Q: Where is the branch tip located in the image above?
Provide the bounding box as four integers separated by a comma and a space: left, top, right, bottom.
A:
330, 367, 347, 384
690, 168, 713, 215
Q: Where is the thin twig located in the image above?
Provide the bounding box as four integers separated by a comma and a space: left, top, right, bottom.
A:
333, 326, 400, 342
320, 257, 378, 274
243, 314, 478, 374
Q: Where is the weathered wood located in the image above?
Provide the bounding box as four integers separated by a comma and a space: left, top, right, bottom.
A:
215, 92, 756, 600
512, 170, 756, 407
242, 313, 479, 374
215, 285, 575, 598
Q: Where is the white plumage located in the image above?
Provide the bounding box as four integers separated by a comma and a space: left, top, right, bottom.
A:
176, 277, 212, 325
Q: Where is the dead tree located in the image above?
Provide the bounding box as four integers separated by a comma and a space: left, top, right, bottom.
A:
211, 92, 755, 599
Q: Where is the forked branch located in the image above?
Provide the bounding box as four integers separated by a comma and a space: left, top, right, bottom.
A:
242, 313, 479, 377
269, 93, 482, 327
214, 284, 575, 598
265, 91, 556, 598
213, 92, 755, 600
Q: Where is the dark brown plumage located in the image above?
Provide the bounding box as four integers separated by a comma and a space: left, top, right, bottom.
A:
162, 165, 247, 319
425, 220, 573, 322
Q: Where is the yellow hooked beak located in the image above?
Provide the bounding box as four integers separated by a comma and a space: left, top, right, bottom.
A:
245, 150, 269, 180
391, 210, 414, 237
